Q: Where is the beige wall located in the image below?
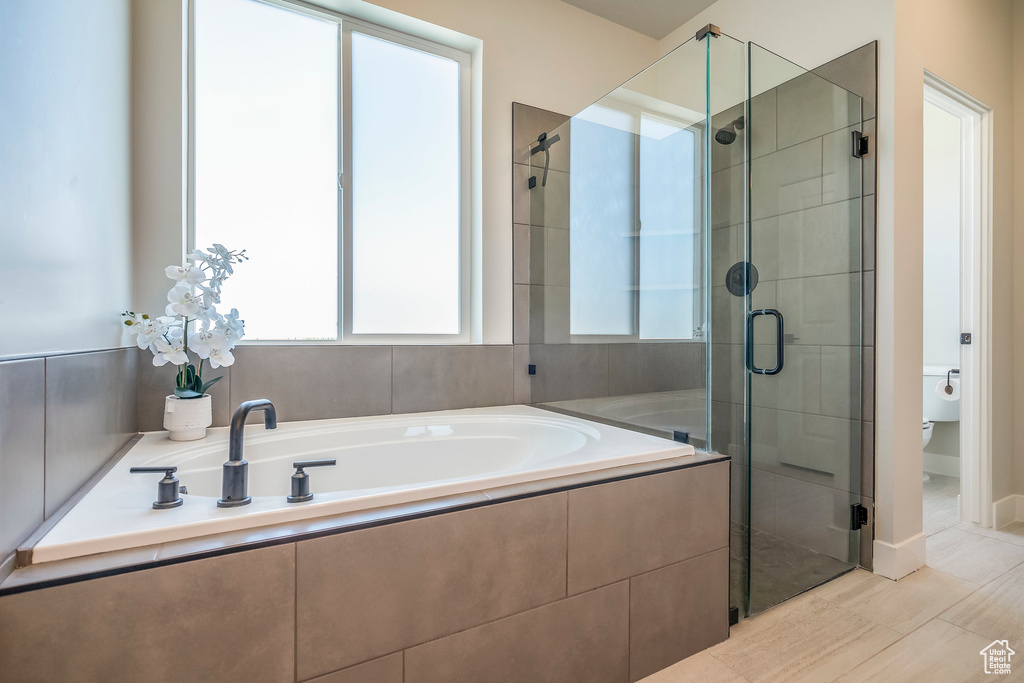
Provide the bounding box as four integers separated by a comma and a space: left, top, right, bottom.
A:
893, 0, 1016, 519
131, 0, 658, 343
0, 1, 133, 358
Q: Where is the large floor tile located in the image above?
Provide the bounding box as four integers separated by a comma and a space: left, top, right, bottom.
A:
637, 652, 748, 683
708, 593, 901, 683
923, 473, 960, 536
308, 653, 404, 683
957, 520, 1024, 548
940, 561, 1024, 643
813, 567, 977, 634
836, 618, 1021, 683
926, 527, 1024, 585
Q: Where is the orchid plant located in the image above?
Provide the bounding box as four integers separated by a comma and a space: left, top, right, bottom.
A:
123, 244, 247, 399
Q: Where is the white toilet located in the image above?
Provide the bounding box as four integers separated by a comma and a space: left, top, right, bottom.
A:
922, 364, 959, 457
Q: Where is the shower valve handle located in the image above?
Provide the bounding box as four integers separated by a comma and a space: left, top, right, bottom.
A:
287, 460, 337, 503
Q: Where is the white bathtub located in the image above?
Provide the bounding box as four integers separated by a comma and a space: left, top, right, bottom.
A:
29, 405, 696, 564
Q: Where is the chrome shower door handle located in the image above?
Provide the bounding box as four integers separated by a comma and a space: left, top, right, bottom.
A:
746, 308, 785, 376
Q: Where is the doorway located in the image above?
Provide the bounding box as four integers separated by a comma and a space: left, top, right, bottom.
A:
921, 73, 992, 538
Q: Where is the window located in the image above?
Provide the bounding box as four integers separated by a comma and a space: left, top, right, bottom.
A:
192, 0, 471, 342
568, 104, 701, 340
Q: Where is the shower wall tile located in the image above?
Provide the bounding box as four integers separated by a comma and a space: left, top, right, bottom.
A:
44, 349, 136, 518
137, 351, 231, 431
231, 345, 392, 422
628, 548, 730, 681
711, 280, 777, 345
513, 103, 570, 169
0, 544, 296, 682
751, 87, 779, 159
777, 273, 859, 347
634, 342, 705, 393
513, 344, 532, 404
862, 117, 876, 195
775, 71, 861, 149
530, 344, 608, 403
513, 223, 530, 285
776, 410, 856, 480
812, 42, 877, 120
542, 228, 570, 286
513, 163, 531, 225
530, 168, 570, 229
711, 225, 741, 289
0, 359, 45, 562
819, 344, 861, 420
404, 581, 628, 683
294, 494, 568, 678
751, 344, 821, 414
541, 285, 570, 344
751, 137, 823, 220
822, 124, 865, 204
566, 462, 729, 594
607, 344, 638, 395
761, 199, 861, 280
514, 284, 531, 345
863, 270, 875, 346
710, 162, 746, 229
392, 345, 513, 413
863, 345, 875, 421
710, 343, 744, 405
863, 194, 876, 270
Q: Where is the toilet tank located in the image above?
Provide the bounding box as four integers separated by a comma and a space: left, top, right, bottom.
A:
923, 365, 960, 422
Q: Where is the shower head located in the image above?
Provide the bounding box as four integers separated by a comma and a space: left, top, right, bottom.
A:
715, 115, 745, 145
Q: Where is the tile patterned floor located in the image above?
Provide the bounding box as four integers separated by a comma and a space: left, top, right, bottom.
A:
642, 521, 1024, 683
924, 473, 961, 536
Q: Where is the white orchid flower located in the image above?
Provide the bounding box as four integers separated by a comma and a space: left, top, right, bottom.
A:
189, 328, 229, 360
152, 337, 189, 367
166, 285, 201, 317
208, 347, 235, 368
221, 308, 245, 344
135, 316, 179, 350
164, 263, 207, 286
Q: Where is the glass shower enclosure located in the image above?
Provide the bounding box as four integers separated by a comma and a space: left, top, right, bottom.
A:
526, 30, 866, 618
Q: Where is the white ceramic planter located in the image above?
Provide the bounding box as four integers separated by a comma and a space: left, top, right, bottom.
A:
163, 394, 213, 441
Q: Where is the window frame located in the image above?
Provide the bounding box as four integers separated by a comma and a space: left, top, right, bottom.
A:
187, 0, 474, 344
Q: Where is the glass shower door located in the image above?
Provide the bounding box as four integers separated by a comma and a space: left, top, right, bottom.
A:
742, 43, 865, 615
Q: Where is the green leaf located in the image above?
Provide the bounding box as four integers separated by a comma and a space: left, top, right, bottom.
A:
200, 376, 223, 394
173, 388, 204, 399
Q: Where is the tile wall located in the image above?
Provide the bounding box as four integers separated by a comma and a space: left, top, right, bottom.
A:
714, 43, 878, 572
0, 348, 138, 569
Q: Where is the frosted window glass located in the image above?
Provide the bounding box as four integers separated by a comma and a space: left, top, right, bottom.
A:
569, 110, 635, 336
351, 32, 461, 335
639, 117, 697, 339
194, 0, 338, 340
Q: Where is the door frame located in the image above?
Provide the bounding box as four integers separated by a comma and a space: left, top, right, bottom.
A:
922, 71, 993, 527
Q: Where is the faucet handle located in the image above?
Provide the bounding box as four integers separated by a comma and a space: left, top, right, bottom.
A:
130, 466, 184, 510
287, 460, 337, 503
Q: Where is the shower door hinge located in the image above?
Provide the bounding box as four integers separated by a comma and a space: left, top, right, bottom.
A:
850, 503, 869, 531
696, 24, 721, 40
851, 130, 869, 158
728, 606, 739, 626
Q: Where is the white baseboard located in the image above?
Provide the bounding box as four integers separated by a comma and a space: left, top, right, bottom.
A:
992, 494, 1024, 529
873, 533, 926, 580
923, 452, 960, 478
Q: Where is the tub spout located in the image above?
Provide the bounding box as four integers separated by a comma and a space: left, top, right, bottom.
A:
218, 399, 277, 508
